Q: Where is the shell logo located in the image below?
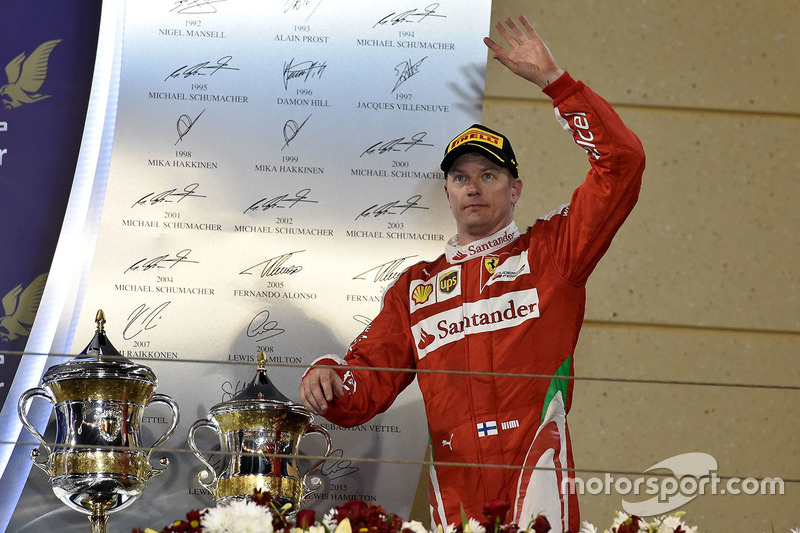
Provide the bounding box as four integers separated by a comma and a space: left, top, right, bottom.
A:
412, 283, 433, 305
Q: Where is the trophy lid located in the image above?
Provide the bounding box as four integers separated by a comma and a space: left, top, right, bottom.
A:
42, 310, 157, 385
208, 350, 314, 424
209, 350, 314, 433
232, 350, 292, 403
78, 309, 121, 357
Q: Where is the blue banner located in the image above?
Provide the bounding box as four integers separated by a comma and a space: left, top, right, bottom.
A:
0, 2, 102, 529
0, 1, 101, 410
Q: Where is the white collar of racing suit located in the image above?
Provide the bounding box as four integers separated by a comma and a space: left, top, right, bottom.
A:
444, 221, 521, 264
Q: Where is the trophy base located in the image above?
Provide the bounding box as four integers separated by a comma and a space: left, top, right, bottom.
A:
52, 473, 146, 515
49, 449, 149, 514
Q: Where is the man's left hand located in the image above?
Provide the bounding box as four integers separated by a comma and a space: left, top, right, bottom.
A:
484, 15, 564, 89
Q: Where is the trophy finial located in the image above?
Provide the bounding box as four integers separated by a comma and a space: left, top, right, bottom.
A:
95, 309, 106, 333
257, 350, 267, 371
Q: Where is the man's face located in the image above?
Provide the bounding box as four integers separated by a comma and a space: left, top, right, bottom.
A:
444, 152, 522, 244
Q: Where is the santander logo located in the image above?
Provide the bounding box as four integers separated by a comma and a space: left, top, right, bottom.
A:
450, 228, 518, 263
417, 328, 435, 350
413, 289, 540, 360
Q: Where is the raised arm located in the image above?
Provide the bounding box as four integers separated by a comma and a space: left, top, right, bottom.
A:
483, 15, 564, 89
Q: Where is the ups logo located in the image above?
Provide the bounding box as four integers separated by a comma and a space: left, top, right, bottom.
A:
439, 270, 459, 294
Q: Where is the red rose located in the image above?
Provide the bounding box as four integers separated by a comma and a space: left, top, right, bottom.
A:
251, 488, 274, 507
296, 509, 317, 529
531, 515, 551, 533
336, 500, 367, 523
483, 500, 511, 526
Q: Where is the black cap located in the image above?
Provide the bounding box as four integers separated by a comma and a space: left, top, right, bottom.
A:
440, 124, 519, 179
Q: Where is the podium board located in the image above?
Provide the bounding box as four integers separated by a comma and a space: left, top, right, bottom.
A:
6, 1, 492, 530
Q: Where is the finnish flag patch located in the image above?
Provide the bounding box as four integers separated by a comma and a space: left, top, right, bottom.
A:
477, 420, 498, 437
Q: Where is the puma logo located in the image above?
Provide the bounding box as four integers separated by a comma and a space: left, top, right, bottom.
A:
441, 433, 453, 450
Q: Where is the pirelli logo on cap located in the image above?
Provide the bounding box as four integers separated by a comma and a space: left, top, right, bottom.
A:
447, 127, 503, 153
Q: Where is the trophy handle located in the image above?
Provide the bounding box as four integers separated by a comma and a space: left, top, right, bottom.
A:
187, 419, 220, 492
143, 393, 180, 479
17, 387, 55, 476
299, 424, 333, 497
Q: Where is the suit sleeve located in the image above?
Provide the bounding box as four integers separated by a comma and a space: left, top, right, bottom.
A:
540, 72, 646, 285
305, 276, 417, 427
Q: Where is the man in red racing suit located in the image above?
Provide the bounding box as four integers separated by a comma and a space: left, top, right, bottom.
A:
301, 15, 645, 533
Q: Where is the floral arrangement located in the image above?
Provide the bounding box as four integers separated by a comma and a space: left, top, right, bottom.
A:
132, 490, 703, 533
133, 491, 416, 533
577, 511, 697, 533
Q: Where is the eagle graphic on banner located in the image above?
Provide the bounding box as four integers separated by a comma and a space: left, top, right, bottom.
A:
1, 39, 61, 110
0, 272, 48, 342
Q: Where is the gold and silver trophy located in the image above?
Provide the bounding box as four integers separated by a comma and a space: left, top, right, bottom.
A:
17, 310, 180, 533
188, 350, 333, 515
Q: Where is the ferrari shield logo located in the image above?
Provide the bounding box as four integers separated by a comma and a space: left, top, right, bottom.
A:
484, 256, 499, 275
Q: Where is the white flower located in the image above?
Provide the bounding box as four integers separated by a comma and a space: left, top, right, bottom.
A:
201, 499, 274, 533
436, 523, 457, 533
402, 520, 430, 533
609, 511, 631, 529
465, 517, 486, 533
655, 515, 684, 533
647, 513, 698, 533
578, 521, 598, 533
321, 508, 339, 531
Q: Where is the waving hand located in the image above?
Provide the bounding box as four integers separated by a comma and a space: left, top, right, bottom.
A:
484, 15, 565, 89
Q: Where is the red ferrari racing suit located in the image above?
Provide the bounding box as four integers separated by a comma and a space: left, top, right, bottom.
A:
305, 73, 645, 532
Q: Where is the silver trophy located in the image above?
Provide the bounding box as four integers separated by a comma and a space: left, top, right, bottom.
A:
17, 310, 180, 533
188, 350, 332, 515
